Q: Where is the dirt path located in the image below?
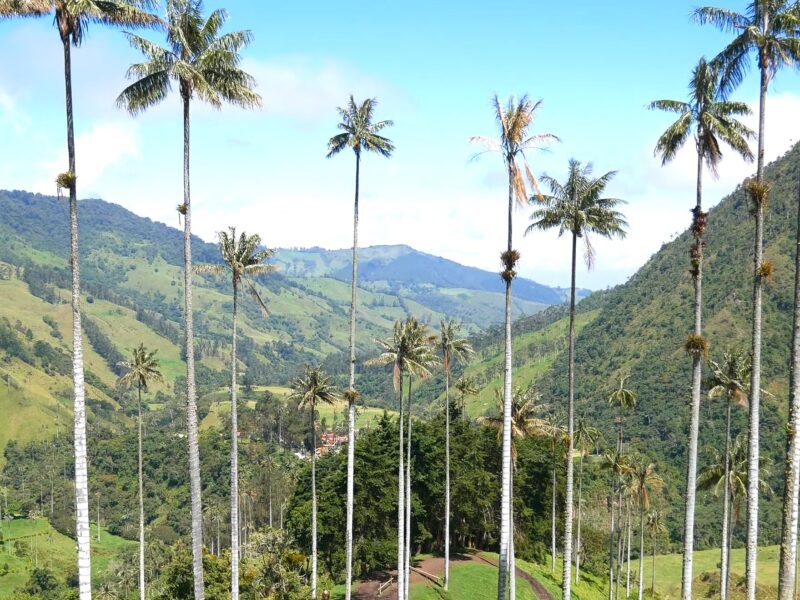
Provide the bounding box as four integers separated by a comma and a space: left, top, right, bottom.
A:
352, 553, 554, 600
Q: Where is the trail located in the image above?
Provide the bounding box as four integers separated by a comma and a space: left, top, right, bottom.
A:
351, 553, 554, 600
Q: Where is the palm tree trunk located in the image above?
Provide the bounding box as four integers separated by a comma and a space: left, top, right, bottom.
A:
509, 491, 516, 600
61, 33, 92, 600
397, 374, 406, 600
405, 376, 413, 600
652, 533, 657, 594
681, 145, 705, 600
778, 177, 800, 600
721, 399, 732, 600
637, 505, 645, 600
138, 383, 146, 600
269, 476, 273, 528
552, 449, 557, 575
344, 150, 360, 600
745, 52, 769, 600
182, 93, 205, 600
563, 230, 578, 598
576, 453, 584, 584
444, 366, 451, 591
230, 282, 240, 600
311, 402, 318, 599
497, 169, 514, 600
626, 502, 632, 598
609, 483, 615, 600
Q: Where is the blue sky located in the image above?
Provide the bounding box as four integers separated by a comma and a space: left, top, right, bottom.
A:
1, 0, 800, 289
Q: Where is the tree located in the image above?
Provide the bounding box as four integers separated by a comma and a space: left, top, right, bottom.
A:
470, 95, 558, 600
608, 376, 637, 453
573, 419, 603, 584
602, 451, 632, 600
629, 458, 663, 600
526, 158, 628, 597
437, 320, 473, 592
645, 511, 667, 594
118, 343, 163, 600
698, 433, 772, 599
0, 2, 159, 597
648, 56, 754, 599
706, 349, 752, 600
454, 375, 479, 421
367, 317, 434, 599
327, 95, 394, 600
117, 3, 260, 596
694, 5, 800, 597
290, 365, 340, 599
196, 228, 274, 599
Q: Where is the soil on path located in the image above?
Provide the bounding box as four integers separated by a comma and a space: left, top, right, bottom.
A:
351, 553, 554, 600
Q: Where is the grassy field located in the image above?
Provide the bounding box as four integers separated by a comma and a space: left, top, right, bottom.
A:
632, 544, 787, 598
408, 560, 537, 600
0, 518, 135, 597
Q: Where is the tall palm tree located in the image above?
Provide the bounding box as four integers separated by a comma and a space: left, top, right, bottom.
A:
698, 433, 773, 599
645, 511, 667, 594
118, 344, 163, 600
573, 419, 603, 584
196, 228, 274, 599
367, 317, 434, 599
602, 451, 632, 600
454, 374, 480, 422
481, 386, 554, 599
0, 3, 159, 597
327, 95, 394, 600
694, 6, 800, 597
526, 158, 628, 597
649, 58, 754, 599
706, 349, 752, 600
628, 458, 663, 600
470, 95, 558, 600
118, 4, 260, 595
437, 320, 473, 592
608, 376, 637, 453
290, 365, 340, 600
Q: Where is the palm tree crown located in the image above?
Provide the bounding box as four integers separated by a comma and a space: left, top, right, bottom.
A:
609, 375, 637, 412
649, 58, 754, 173
327, 96, 395, 159
694, 1, 800, 95
698, 433, 772, 504
707, 350, 752, 405
117, 0, 261, 111
196, 227, 275, 309
438, 319, 473, 375
289, 365, 341, 412
118, 344, 163, 391
480, 386, 553, 462
367, 317, 438, 390
0, 0, 159, 43
526, 159, 627, 268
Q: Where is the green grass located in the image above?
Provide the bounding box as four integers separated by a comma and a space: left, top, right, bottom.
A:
409, 560, 537, 600
0, 518, 135, 597
632, 544, 788, 599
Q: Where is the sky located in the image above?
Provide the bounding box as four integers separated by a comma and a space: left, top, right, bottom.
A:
2, 1, 800, 289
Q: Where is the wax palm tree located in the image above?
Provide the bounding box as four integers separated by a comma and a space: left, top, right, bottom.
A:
649, 58, 754, 599
645, 511, 667, 594
0, 2, 159, 596
327, 95, 394, 600
118, 344, 163, 600
627, 458, 663, 600
437, 320, 474, 591
526, 158, 627, 597
289, 365, 340, 600
481, 386, 554, 599
601, 451, 633, 600
367, 317, 434, 599
470, 95, 558, 600
117, 4, 260, 595
608, 375, 637, 452
454, 375, 479, 421
401, 319, 438, 599
694, 6, 800, 597
706, 349, 752, 600
698, 433, 773, 599
196, 228, 274, 599
574, 419, 603, 584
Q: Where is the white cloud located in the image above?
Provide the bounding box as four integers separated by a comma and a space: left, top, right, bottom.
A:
34, 122, 140, 192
